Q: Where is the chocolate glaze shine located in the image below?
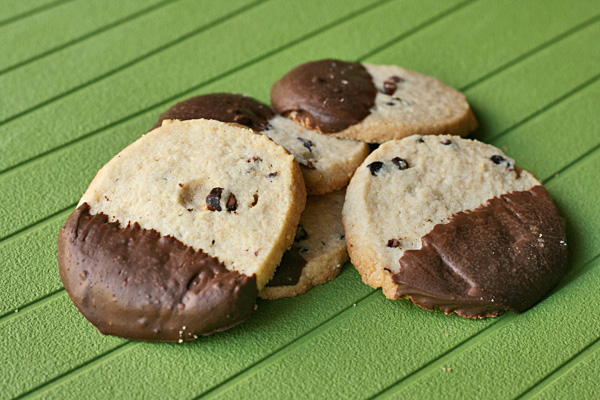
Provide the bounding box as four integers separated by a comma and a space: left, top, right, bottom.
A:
271, 59, 377, 133
392, 186, 568, 318
58, 203, 258, 341
154, 93, 275, 131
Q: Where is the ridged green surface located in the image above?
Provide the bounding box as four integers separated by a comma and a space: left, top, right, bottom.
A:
1, 0, 599, 398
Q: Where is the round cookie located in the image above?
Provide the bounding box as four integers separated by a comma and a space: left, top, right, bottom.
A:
271, 59, 478, 143
260, 190, 349, 299
343, 135, 568, 318
58, 119, 306, 341
155, 93, 370, 195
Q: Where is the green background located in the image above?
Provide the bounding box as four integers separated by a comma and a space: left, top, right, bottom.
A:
1, 0, 599, 398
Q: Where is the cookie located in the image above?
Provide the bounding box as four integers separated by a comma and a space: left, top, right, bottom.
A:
260, 190, 348, 299
343, 135, 568, 318
271, 59, 478, 143
58, 119, 306, 341
155, 93, 370, 195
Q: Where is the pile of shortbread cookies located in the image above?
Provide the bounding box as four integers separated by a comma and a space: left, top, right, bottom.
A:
58, 59, 568, 342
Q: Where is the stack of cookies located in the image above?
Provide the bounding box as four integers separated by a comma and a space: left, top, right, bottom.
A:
58, 59, 568, 342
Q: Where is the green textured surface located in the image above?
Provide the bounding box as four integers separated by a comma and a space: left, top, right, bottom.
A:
1, 0, 599, 398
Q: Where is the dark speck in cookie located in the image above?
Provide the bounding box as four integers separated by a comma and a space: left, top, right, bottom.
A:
298, 137, 315, 152
206, 187, 223, 211
267, 172, 278, 178
392, 157, 409, 170
441, 139, 452, 145
226, 193, 237, 212
382, 80, 397, 95
491, 155, 506, 164
387, 239, 400, 248
367, 161, 384, 176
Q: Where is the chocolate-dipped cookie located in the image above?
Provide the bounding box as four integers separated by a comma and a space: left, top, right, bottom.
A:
271, 59, 478, 144
155, 93, 370, 195
260, 190, 349, 299
58, 119, 306, 341
343, 135, 568, 318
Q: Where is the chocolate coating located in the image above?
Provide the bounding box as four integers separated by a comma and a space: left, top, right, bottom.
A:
271, 59, 377, 133
154, 93, 275, 131
58, 203, 258, 341
392, 186, 568, 318
266, 247, 307, 287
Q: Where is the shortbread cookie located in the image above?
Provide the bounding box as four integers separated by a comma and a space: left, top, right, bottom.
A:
343, 135, 568, 318
271, 59, 478, 143
155, 94, 370, 195
58, 119, 306, 341
260, 190, 348, 299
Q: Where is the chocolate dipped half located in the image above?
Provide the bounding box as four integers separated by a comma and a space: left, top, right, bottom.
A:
270, 59, 478, 143
270, 59, 377, 133
392, 185, 568, 318
59, 204, 257, 341
153, 93, 274, 131
343, 135, 567, 318
58, 119, 306, 341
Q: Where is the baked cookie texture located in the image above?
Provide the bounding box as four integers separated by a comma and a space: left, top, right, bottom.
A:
260, 190, 349, 299
343, 135, 568, 318
155, 93, 369, 195
58, 119, 306, 341
271, 59, 478, 143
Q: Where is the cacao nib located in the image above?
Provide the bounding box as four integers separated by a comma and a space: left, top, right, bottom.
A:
387, 239, 400, 248
491, 155, 506, 164
226, 193, 237, 212
206, 188, 223, 211
392, 157, 409, 170
298, 137, 315, 152
382, 80, 397, 95
367, 161, 384, 176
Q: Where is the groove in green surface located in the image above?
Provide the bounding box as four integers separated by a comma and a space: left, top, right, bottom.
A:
0, 293, 127, 400
0, 0, 165, 73
0, 0, 257, 122
380, 262, 600, 399
522, 335, 600, 399
0, 0, 184, 77
0, 0, 73, 27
